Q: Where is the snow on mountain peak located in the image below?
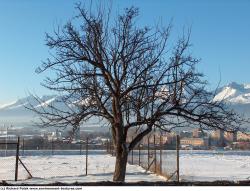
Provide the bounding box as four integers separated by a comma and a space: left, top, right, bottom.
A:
0, 95, 57, 110
35, 97, 57, 108
243, 83, 250, 89
0, 101, 18, 109
214, 82, 250, 104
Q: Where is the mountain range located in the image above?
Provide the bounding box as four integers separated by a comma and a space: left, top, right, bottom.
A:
1, 82, 250, 129
214, 82, 250, 104
0, 95, 107, 131
213, 82, 250, 118
0, 95, 56, 125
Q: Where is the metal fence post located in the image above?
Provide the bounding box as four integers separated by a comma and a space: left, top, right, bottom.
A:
85, 137, 88, 175
107, 140, 109, 153
80, 143, 82, 155
106, 140, 108, 153
176, 135, 180, 182
15, 137, 20, 181
160, 135, 162, 174
111, 140, 113, 155
51, 139, 54, 155
22, 138, 25, 156
111, 140, 114, 156
139, 143, 141, 166
131, 136, 134, 165
154, 134, 156, 172
109, 140, 112, 155
147, 136, 150, 170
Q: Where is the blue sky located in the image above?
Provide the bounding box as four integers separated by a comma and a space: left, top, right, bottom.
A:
0, 0, 250, 104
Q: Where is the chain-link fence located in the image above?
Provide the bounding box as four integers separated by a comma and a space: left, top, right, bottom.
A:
127, 134, 180, 181
0, 139, 18, 181
1, 135, 180, 182
0, 137, 91, 181
0, 137, 33, 181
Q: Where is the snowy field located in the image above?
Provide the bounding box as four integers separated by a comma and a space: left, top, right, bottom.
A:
1, 151, 250, 184
0, 154, 166, 184
180, 151, 250, 181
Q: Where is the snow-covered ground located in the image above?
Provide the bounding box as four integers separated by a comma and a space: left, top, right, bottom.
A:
0, 154, 166, 184
2, 151, 250, 184
180, 152, 250, 181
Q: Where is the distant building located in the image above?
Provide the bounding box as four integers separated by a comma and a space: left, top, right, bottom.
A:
0, 130, 7, 135
139, 132, 176, 146
180, 137, 209, 149
74, 128, 80, 140
45, 131, 60, 141
55, 129, 62, 140
237, 132, 250, 141
211, 129, 225, 146
192, 128, 202, 138
180, 131, 192, 138
224, 131, 237, 142
232, 141, 250, 150
0, 134, 17, 141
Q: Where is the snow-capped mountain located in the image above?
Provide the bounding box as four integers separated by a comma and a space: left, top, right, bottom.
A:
0, 95, 57, 110
0, 95, 59, 125
213, 82, 250, 123
1, 82, 250, 127
214, 82, 250, 104
0, 95, 105, 131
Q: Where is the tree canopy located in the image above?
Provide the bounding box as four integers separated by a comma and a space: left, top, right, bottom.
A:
28, 4, 246, 181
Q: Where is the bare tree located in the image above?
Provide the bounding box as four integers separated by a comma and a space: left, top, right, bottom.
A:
28, 4, 246, 181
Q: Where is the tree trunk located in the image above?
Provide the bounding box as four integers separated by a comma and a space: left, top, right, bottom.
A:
113, 145, 128, 182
